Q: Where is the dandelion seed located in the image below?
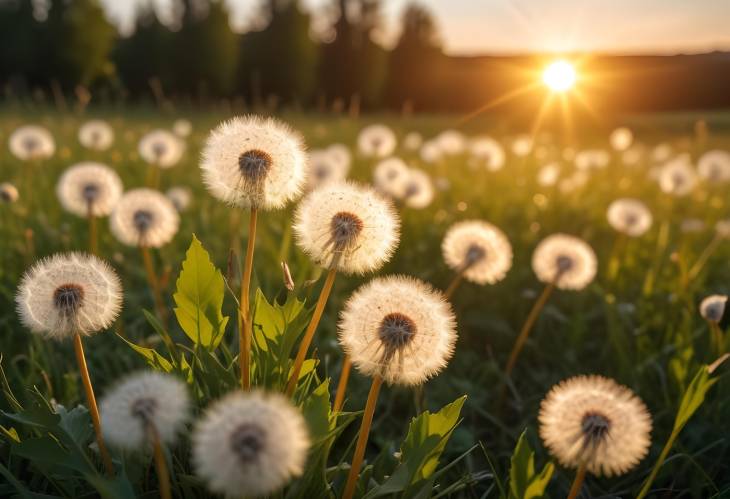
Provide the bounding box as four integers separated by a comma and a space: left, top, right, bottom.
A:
0, 182, 19, 203
607, 198, 653, 237
57, 162, 123, 218
700, 295, 727, 323
201, 116, 307, 210
358, 124, 397, 158
293, 181, 400, 275
110, 189, 179, 248
532, 234, 597, 291
539, 375, 652, 478
610, 127, 633, 151
659, 157, 697, 197
193, 391, 310, 498
101, 371, 190, 451
470, 137, 505, 171
138, 129, 184, 169
697, 150, 730, 183
442, 220, 513, 286
78, 120, 114, 151
9, 125, 55, 161
16, 253, 122, 339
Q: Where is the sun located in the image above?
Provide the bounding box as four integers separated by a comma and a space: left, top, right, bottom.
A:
542, 60, 577, 92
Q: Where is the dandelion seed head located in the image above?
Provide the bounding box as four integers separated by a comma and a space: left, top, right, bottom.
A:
404, 132, 423, 150
373, 157, 410, 199
338, 275, 457, 385
78, 120, 114, 151
539, 375, 652, 477
166, 186, 193, 212
420, 140, 443, 163
511, 135, 533, 157
307, 149, 349, 190
610, 127, 633, 152
110, 188, 179, 248
201, 116, 307, 210
294, 181, 400, 275
538, 162, 561, 186
173, 119, 193, 138
470, 137, 505, 171
436, 130, 466, 155
697, 150, 730, 183
700, 294, 727, 323
607, 198, 652, 237
532, 234, 597, 290
0, 182, 19, 203
575, 149, 610, 171
138, 129, 184, 168
16, 253, 122, 339
402, 169, 434, 209
659, 157, 697, 196
101, 371, 190, 451
326, 143, 352, 171
9, 125, 55, 161
358, 124, 397, 158
192, 391, 310, 498
442, 220, 513, 285
56, 162, 123, 218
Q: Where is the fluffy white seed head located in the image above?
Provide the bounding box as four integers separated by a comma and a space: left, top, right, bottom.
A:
575, 149, 610, 171
420, 140, 443, 163
358, 124, 397, 158
700, 294, 727, 323
697, 150, 730, 183
511, 135, 533, 157
532, 233, 597, 290
166, 186, 193, 212
326, 143, 352, 172
373, 157, 409, 198
0, 182, 19, 203
606, 198, 652, 237
436, 130, 466, 155
401, 169, 434, 209
9, 125, 55, 161
307, 149, 349, 190
16, 253, 122, 339
101, 371, 190, 451
193, 391, 310, 498
138, 129, 184, 168
442, 220, 513, 285
56, 162, 123, 218
338, 275, 457, 386
173, 119, 193, 138
609, 127, 633, 151
200, 116, 307, 210
539, 375, 652, 477
110, 188, 180, 248
293, 181, 400, 275
404, 132, 423, 150
78, 120, 114, 151
537, 162, 561, 186
470, 137, 505, 171
659, 157, 697, 196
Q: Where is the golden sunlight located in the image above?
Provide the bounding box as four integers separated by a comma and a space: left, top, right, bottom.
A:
542, 60, 577, 92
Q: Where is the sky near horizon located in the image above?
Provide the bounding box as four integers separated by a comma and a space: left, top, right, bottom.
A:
101, 0, 730, 56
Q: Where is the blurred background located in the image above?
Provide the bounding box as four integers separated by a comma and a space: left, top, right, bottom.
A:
1, 0, 730, 121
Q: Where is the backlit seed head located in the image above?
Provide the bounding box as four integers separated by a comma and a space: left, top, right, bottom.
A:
56, 162, 123, 218
166, 186, 193, 212
78, 120, 114, 151
697, 150, 730, 183
532, 234, 597, 290
9, 125, 55, 161
138, 129, 184, 168
0, 182, 19, 203
470, 136, 505, 171
607, 198, 653, 237
659, 156, 697, 196
402, 169, 435, 209
110, 188, 179, 248
610, 127, 633, 152
442, 220, 513, 285
358, 124, 397, 158
700, 294, 727, 323
373, 157, 410, 198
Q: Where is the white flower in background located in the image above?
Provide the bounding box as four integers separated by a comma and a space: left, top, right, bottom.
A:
404, 132, 423, 150
436, 130, 466, 155
651, 143, 673, 163
609, 127, 633, 151
373, 157, 409, 198
172, 119, 193, 138
575, 149, 610, 170
659, 156, 697, 197
0, 182, 19, 203
358, 124, 397, 158
307, 149, 349, 190
101, 371, 190, 451
326, 143, 352, 172
606, 198, 653, 237
402, 168, 434, 209
537, 163, 561, 186
193, 391, 310, 498
9, 125, 55, 161
338, 275, 457, 385
293, 181, 399, 275
419, 140, 443, 163
138, 129, 184, 168
470, 137, 506, 172
442, 220, 512, 285
201, 116, 307, 210
16, 253, 122, 339
110, 188, 180, 248
56, 162, 123, 218
697, 150, 730, 183
532, 234, 597, 290
558, 171, 590, 194
622, 145, 645, 167
511, 135, 533, 157
78, 120, 114, 151
166, 186, 193, 212
539, 375, 652, 477
700, 295, 727, 323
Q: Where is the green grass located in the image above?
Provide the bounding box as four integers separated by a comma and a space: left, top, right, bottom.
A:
1, 105, 730, 497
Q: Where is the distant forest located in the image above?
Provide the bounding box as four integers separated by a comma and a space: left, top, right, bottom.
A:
1, 0, 729, 114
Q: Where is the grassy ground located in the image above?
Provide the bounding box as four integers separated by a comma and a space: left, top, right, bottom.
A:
1, 105, 730, 497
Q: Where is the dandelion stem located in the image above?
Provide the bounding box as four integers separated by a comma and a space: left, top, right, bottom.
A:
148, 424, 172, 499
333, 354, 352, 412
285, 267, 338, 397
504, 281, 556, 378
567, 463, 587, 499
141, 246, 165, 321
73, 333, 114, 476
709, 321, 724, 357
342, 375, 383, 499
688, 233, 722, 281
87, 202, 98, 256
444, 271, 464, 300
239, 208, 257, 390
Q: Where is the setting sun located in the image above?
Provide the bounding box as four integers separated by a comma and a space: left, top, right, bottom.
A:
542, 60, 577, 92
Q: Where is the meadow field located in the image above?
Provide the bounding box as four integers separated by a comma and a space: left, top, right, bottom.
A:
1, 105, 729, 498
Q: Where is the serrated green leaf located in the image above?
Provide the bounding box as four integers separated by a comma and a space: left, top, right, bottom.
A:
173, 235, 229, 349
508, 430, 554, 499
118, 335, 173, 372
